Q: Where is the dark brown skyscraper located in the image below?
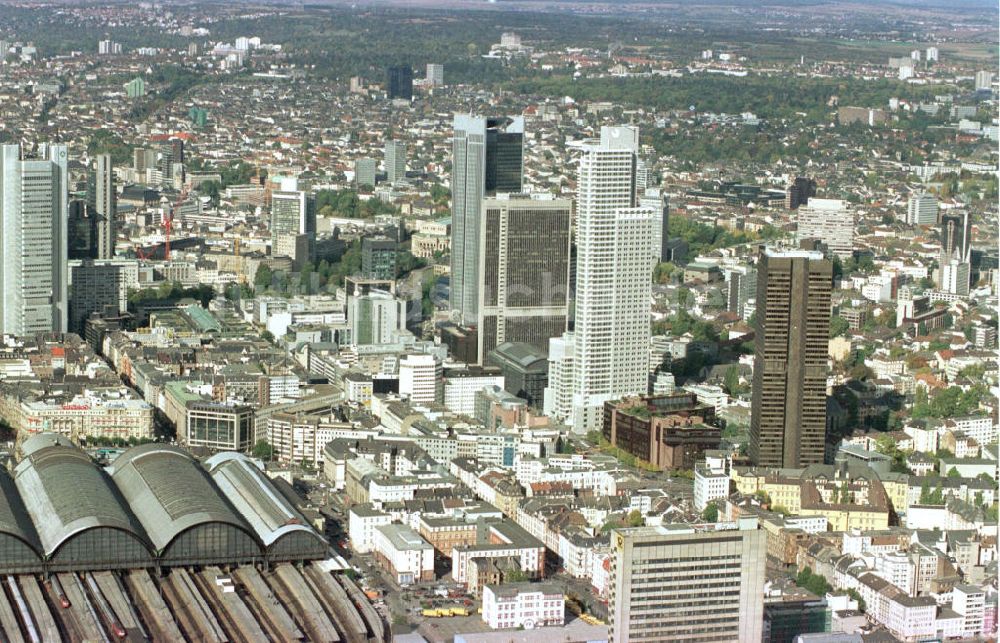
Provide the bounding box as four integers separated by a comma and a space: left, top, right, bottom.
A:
750, 249, 832, 468
476, 194, 571, 363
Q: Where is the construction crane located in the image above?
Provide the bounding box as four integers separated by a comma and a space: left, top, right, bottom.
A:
164, 185, 190, 262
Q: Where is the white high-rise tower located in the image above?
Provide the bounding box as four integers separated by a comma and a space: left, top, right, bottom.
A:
549, 126, 655, 433
0, 143, 69, 335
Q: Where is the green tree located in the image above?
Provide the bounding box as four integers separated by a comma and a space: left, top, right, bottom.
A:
430, 184, 450, 206
797, 569, 832, 596
252, 440, 275, 460
421, 272, 436, 318
504, 568, 529, 583
919, 480, 932, 504
701, 502, 719, 522
653, 262, 677, 284
627, 510, 644, 527
255, 264, 273, 289
947, 467, 961, 478
846, 588, 866, 613
829, 315, 850, 338
723, 366, 742, 396
396, 250, 427, 278
912, 386, 930, 418
206, 181, 222, 207
874, 434, 910, 474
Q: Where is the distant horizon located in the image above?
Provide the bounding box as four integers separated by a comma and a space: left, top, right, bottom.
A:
3, 0, 997, 8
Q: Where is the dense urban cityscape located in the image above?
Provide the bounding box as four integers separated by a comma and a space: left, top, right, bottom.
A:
0, 0, 997, 641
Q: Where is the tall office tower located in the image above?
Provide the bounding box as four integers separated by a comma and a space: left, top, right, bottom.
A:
348, 288, 405, 346
425, 63, 444, 86
926, 46, 939, 62
638, 189, 670, 263
554, 126, 655, 433
785, 176, 816, 209
271, 190, 316, 267
68, 200, 97, 260
657, 194, 670, 263
132, 147, 155, 175
385, 140, 407, 185
398, 354, 443, 404
940, 259, 972, 296
634, 157, 651, 194
749, 249, 832, 468
543, 332, 575, 420
906, 193, 939, 225
386, 66, 413, 100
939, 211, 972, 294
476, 194, 571, 363
88, 154, 116, 259
0, 144, 69, 335
940, 212, 972, 261
608, 521, 766, 643
157, 138, 184, 187
975, 71, 994, 92
69, 259, 139, 333
450, 115, 524, 323
124, 77, 146, 99
795, 198, 855, 259
361, 237, 398, 281
354, 158, 377, 188
726, 264, 757, 320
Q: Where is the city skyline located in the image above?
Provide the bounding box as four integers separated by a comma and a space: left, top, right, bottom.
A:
0, 2, 995, 641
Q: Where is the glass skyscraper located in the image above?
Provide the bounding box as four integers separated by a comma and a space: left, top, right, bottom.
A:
0, 143, 69, 335
449, 115, 523, 325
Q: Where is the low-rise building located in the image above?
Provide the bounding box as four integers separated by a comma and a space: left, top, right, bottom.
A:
481, 582, 565, 630
603, 393, 719, 469
348, 504, 393, 553
266, 413, 358, 464
4, 388, 154, 443
694, 451, 730, 511
184, 401, 255, 451
443, 366, 504, 416
452, 521, 546, 590
372, 523, 435, 585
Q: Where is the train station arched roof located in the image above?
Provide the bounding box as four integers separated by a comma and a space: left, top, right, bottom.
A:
206, 452, 328, 561
108, 443, 261, 563
13, 439, 153, 567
